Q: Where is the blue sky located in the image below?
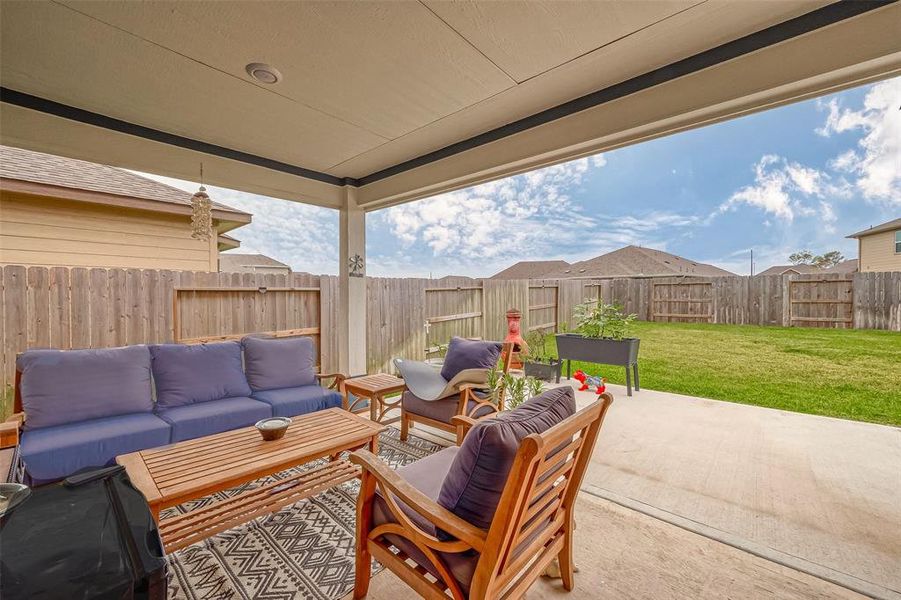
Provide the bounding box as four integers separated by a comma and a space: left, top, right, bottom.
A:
147, 76, 900, 277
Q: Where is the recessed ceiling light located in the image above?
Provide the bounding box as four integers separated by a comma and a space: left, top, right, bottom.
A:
245, 63, 282, 84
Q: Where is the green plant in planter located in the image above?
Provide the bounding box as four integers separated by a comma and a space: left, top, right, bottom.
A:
503, 374, 545, 409
485, 363, 504, 406
526, 376, 544, 400
523, 330, 554, 363
573, 301, 637, 340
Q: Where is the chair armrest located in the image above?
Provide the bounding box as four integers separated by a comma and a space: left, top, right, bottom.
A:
350, 449, 486, 552
451, 412, 498, 443
316, 372, 347, 390
5, 412, 25, 427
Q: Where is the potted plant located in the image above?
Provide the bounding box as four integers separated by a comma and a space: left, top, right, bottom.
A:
522, 329, 562, 382
555, 301, 641, 395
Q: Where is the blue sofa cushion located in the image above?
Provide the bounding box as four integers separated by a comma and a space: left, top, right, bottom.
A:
251, 385, 342, 418
439, 338, 502, 382
16, 346, 153, 430
150, 342, 251, 408
20, 412, 171, 484
242, 336, 316, 391
157, 397, 271, 442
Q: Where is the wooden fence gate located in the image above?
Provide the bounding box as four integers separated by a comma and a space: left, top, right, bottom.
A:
788, 278, 854, 328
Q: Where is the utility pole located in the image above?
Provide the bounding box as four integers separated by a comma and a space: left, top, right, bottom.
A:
750, 249, 754, 276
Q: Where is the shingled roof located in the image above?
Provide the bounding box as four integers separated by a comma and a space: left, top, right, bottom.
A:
490, 260, 571, 280
542, 246, 735, 279
0, 145, 249, 219
219, 253, 291, 273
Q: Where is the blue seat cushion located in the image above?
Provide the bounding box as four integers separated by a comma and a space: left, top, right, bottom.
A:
20, 412, 171, 484
251, 386, 342, 418
157, 397, 271, 442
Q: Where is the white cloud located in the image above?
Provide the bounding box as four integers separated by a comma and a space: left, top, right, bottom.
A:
716, 154, 852, 222
719, 155, 809, 221
590, 153, 607, 168
817, 78, 901, 202
137, 173, 339, 274
377, 156, 602, 262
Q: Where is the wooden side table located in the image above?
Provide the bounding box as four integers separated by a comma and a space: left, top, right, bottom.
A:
342, 374, 407, 425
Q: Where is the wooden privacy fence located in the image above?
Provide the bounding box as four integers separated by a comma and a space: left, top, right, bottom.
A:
2, 265, 899, 401
0, 266, 335, 400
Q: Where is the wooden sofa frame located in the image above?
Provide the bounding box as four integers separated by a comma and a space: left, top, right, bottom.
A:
352, 391, 614, 599
400, 342, 514, 445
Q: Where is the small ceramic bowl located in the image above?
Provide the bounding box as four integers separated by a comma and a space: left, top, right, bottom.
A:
0, 483, 31, 517
255, 417, 292, 441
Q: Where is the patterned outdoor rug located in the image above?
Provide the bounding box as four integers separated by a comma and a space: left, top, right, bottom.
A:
166, 427, 445, 600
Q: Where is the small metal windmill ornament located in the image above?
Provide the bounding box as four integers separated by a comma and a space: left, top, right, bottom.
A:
190, 164, 213, 241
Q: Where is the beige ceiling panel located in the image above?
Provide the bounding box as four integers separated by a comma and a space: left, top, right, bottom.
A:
357, 4, 901, 209
330, 0, 833, 178
0, 1, 385, 171
56, 0, 515, 141
0, 105, 345, 209
423, 0, 701, 83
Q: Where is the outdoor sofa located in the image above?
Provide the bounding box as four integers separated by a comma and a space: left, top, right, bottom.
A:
13, 336, 343, 484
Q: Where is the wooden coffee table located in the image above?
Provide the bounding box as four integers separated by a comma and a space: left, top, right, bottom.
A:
117, 408, 385, 552
343, 373, 407, 424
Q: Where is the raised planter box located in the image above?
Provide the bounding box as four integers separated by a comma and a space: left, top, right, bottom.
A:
523, 359, 562, 382
555, 334, 640, 396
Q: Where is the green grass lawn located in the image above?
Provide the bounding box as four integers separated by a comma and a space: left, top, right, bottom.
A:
557, 321, 901, 426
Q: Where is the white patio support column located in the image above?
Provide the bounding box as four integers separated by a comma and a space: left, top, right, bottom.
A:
338, 185, 367, 375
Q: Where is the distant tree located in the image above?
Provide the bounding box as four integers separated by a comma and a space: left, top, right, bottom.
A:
789, 250, 844, 269
789, 250, 814, 265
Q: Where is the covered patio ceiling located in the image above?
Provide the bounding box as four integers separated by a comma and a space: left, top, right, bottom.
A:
2, 0, 899, 211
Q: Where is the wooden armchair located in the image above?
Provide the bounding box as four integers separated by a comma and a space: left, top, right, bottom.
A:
400, 342, 514, 444
352, 388, 614, 599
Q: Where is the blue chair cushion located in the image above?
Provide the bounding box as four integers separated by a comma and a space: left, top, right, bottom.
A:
20, 412, 171, 484
16, 345, 153, 430
150, 342, 251, 408
439, 338, 502, 381
437, 386, 576, 532
251, 386, 342, 418
242, 336, 317, 391
156, 397, 271, 442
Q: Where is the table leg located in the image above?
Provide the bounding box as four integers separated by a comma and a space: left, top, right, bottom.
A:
369, 434, 379, 455
369, 393, 378, 422
150, 502, 161, 524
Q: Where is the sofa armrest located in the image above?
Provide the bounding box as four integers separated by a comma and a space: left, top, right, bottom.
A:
350, 449, 486, 552
0, 420, 21, 449
316, 372, 347, 390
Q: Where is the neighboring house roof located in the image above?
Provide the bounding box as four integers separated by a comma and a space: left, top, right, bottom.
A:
756, 259, 858, 276
0, 145, 250, 224
846, 218, 901, 239
756, 264, 820, 277
544, 246, 735, 279
491, 260, 571, 280
219, 253, 291, 273
825, 259, 859, 273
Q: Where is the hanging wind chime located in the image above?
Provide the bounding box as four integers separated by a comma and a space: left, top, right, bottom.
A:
190, 163, 213, 241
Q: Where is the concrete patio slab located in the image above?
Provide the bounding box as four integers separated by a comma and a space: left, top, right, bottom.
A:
579, 381, 901, 599
373, 381, 901, 598
353, 493, 865, 600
